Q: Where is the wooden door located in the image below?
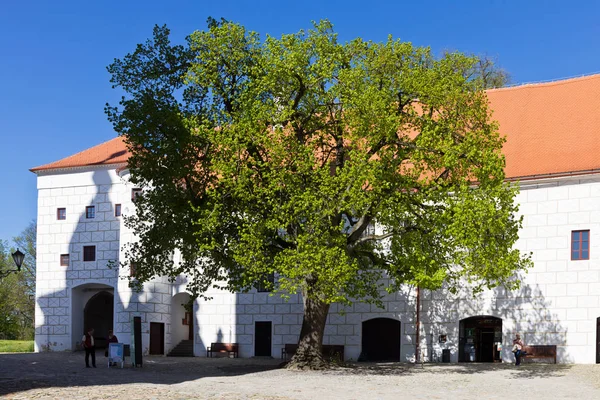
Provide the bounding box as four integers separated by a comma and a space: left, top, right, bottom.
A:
149, 322, 165, 355
186, 312, 194, 341
254, 321, 272, 357
479, 331, 495, 362
596, 317, 600, 364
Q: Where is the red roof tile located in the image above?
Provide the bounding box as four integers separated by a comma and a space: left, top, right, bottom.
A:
30, 137, 129, 172
31, 74, 600, 179
488, 73, 600, 179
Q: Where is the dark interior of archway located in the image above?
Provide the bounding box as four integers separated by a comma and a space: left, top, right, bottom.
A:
459, 316, 502, 363
360, 318, 401, 361
84, 291, 114, 349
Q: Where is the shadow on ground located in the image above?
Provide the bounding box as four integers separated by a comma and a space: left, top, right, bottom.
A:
325, 361, 573, 378
0, 351, 281, 397
0, 352, 576, 397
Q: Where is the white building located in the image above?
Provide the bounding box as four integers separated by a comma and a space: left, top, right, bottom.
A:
31, 74, 600, 363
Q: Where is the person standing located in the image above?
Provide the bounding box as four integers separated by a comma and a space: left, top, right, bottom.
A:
513, 333, 524, 366
82, 328, 96, 368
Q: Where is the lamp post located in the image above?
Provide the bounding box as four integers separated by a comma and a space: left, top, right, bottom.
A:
0, 249, 24, 279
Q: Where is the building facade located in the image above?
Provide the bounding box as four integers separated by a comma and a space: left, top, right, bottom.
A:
32, 75, 600, 363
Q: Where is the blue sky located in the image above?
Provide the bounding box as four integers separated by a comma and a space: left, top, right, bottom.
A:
0, 0, 599, 242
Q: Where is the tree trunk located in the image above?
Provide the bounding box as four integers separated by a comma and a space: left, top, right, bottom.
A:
286, 294, 330, 370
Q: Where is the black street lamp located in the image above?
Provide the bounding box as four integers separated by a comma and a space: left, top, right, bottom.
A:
0, 249, 24, 279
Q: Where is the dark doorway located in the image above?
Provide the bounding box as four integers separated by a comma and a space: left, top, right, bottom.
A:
255, 321, 272, 357
149, 322, 165, 355
459, 316, 502, 362
83, 291, 113, 349
479, 331, 495, 362
596, 317, 600, 364
361, 318, 401, 361
188, 312, 194, 341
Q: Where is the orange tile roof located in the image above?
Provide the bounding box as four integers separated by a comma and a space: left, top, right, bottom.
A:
30, 136, 129, 172
31, 73, 600, 179
488, 73, 600, 179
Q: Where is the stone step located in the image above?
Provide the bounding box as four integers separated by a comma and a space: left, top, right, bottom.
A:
167, 340, 195, 357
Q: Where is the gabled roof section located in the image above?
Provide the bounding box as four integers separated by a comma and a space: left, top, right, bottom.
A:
30, 74, 600, 179
30, 137, 130, 173
488, 73, 600, 179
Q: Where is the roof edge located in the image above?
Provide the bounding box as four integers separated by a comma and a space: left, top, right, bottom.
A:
487, 72, 600, 93
31, 162, 127, 175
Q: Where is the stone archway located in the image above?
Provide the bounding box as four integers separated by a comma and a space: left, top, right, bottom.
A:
360, 318, 401, 361
168, 292, 194, 356
71, 283, 114, 350
84, 291, 114, 349
459, 316, 502, 362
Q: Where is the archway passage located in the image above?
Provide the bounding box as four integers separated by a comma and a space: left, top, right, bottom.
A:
596, 317, 600, 364
84, 291, 114, 349
459, 316, 502, 362
361, 318, 401, 361
168, 292, 194, 357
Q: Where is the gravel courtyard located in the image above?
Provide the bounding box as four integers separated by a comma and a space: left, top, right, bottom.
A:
1, 352, 599, 400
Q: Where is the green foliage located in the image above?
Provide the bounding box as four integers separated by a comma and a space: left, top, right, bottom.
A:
0, 222, 36, 340
0, 340, 34, 353
106, 20, 530, 307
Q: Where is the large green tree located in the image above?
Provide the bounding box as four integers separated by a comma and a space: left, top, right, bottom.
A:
107, 20, 530, 369
0, 221, 36, 340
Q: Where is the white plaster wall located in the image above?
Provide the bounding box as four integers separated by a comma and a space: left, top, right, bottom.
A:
34, 166, 122, 351
34, 164, 600, 363
113, 171, 174, 355
190, 175, 600, 363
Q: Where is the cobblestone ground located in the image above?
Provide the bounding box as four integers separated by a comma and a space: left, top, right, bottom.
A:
1, 352, 600, 399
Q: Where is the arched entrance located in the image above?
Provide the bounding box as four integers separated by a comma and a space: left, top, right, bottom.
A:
71, 283, 114, 350
167, 292, 194, 356
360, 318, 401, 361
84, 291, 114, 349
459, 316, 502, 362
596, 317, 600, 364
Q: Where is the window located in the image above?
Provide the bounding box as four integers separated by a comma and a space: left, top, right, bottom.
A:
60, 254, 70, 267
131, 188, 142, 201
57, 208, 66, 220
85, 206, 95, 219
256, 273, 275, 292
572, 230, 590, 260
115, 204, 122, 217
83, 246, 96, 262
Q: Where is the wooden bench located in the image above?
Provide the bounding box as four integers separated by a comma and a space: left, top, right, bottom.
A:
281, 344, 298, 360
281, 344, 344, 362
206, 342, 239, 358
521, 345, 557, 364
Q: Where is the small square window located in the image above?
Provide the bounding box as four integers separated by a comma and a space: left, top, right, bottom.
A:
60, 254, 70, 267
571, 230, 590, 260
115, 204, 122, 217
256, 272, 275, 292
131, 188, 142, 201
85, 206, 95, 219
83, 246, 96, 262
57, 208, 66, 220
